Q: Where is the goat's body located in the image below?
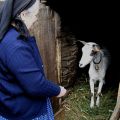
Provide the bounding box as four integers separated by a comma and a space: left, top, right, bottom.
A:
79, 41, 110, 108
89, 50, 109, 82
89, 64, 105, 84
89, 50, 110, 108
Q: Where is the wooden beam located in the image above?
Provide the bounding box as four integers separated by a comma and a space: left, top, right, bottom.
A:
54, 108, 65, 120
110, 83, 120, 120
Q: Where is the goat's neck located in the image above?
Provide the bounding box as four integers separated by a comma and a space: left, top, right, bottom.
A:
90, 59, 103, 71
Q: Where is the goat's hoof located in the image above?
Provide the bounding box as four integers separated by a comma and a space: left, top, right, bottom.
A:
96, 100, 100, 107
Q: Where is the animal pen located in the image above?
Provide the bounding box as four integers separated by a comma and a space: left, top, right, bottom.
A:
0, 0, 120, 120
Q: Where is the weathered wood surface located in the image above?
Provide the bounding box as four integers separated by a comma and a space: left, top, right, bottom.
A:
110, 83, 120, 120
30, 3, 61, 89
30, 2, 79, 87
30, 1, 79, 119
60, 32, 78, 87
55, 108, 65, 120
0, 1, 3, 6
30, 2, 63, 119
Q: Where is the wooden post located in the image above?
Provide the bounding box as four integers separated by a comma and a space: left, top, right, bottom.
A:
110, 83, 120, 120
30, 1, 64, 120
117, 83, 120, 102
55, 108, 65, 120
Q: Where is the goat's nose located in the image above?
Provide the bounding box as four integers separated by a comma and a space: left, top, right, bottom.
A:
79, 64, 83, 67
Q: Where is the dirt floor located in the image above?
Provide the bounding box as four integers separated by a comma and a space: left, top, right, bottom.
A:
64, 81, 117, 120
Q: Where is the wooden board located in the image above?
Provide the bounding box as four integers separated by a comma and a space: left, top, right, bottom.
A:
30, 2, 64, 119
110, 83, 120, 120
55, 108, 65, 120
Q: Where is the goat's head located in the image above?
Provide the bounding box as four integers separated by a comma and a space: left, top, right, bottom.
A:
79, 40, 101, 68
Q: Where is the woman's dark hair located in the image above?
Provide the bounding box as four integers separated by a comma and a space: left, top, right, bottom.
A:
12, 17, 29, 41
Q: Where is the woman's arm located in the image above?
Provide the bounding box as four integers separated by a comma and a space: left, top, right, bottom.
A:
6, 43, 61, 98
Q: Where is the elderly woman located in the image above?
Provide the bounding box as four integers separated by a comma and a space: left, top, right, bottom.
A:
0, 0, 67, 120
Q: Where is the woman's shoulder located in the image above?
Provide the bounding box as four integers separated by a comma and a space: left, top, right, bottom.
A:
1, 27, 19, 44
0, 27, 31, 58
1, 27, 31, 48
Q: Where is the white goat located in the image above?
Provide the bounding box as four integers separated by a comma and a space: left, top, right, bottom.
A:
79, 41, 110, 108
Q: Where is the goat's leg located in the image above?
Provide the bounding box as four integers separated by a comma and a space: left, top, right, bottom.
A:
90, 79, 95, 108
96, 80, 104, 107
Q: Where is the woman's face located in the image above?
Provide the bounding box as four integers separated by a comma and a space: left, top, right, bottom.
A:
20, 0, 40, 29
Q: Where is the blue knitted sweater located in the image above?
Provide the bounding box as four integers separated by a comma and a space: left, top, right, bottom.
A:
0, 27, 60, 120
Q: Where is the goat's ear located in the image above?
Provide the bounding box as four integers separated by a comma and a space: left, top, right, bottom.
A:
93, 44, 101, 52
77, 40, 86, 45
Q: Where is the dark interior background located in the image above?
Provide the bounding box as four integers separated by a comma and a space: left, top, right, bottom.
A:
46, 0, 119, 89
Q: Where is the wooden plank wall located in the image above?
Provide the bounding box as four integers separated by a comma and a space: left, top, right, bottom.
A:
60, 32, 78, 87
30, 1, 64, 119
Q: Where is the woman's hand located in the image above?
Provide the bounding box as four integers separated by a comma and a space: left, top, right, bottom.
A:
57, 86, 67, 98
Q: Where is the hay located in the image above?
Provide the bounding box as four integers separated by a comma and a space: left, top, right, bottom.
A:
64, 81, 116, 120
